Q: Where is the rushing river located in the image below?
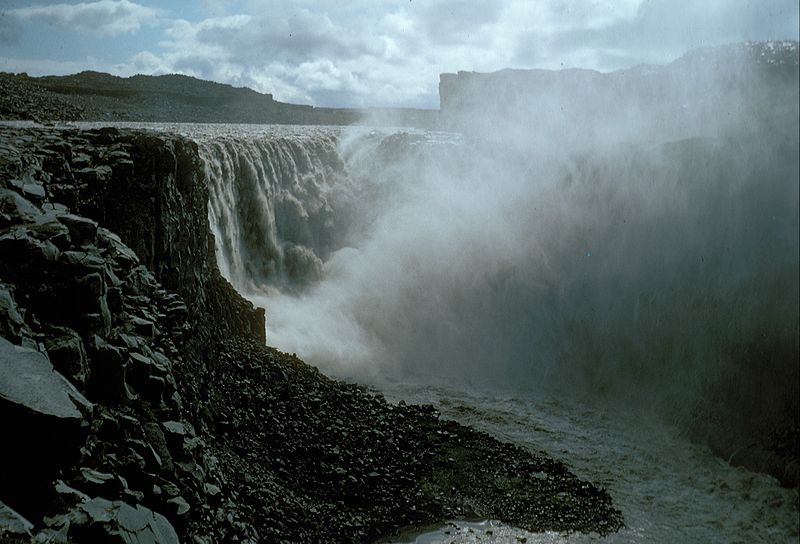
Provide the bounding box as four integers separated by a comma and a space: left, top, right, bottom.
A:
74, 121, 799, 543
380, 384, 798, 543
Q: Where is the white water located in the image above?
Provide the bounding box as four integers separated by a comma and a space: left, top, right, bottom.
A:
380, 384, 799, 543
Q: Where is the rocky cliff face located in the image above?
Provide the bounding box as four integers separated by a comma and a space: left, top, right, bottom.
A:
40, 127, 266, 343
0, 125, 265, 542
0, 125, 623, 543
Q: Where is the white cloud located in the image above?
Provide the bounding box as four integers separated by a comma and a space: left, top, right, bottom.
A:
11, 0, 159, 36
521, 0, 800, 70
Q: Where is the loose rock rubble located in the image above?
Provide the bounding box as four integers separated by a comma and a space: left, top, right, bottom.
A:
0, 125, 623, 543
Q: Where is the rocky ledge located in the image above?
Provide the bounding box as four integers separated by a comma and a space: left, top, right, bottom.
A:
0, 125, 623, 543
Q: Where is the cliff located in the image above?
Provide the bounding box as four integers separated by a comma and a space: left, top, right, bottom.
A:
0, 125, 622, 542
439, 41, 799, 141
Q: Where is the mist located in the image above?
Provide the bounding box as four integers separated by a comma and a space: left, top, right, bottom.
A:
202, 41, 798, 481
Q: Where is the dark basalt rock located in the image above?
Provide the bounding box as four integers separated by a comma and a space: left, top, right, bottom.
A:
57, 213, 99, 246
0, 336, 93, 517
42, 495, 180, 544
0, 501, 33, 540
0, 188, 41, 227
45, 326, 91, 387
0, 283, 28, 345
0, 336, 92, 420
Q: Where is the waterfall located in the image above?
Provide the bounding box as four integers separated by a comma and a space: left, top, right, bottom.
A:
198, 121, 798, 482
201, 128, 350, 293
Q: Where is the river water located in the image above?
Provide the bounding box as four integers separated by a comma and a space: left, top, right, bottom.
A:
379, 384, 798, 543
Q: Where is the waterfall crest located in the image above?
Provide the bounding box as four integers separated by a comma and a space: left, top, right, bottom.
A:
201, 130, 348, 293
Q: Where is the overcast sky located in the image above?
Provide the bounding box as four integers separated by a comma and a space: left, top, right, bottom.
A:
0, 0, 797, 108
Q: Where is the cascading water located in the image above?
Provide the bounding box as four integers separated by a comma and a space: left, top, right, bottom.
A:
202, 128, 349, 292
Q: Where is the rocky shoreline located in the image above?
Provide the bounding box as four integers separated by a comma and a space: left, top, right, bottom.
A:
0, 124, 623, 543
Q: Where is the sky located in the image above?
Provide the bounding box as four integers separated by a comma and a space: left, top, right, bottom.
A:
0, 0, 797, 108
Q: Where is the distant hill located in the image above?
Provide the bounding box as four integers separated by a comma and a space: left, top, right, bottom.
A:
0, 70, 438, 127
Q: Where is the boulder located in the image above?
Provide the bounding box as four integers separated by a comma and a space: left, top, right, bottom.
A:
9, 176, 46, 202
57, 213, 99, 246
0, 337, 93, 517
160, 420, 196, 459
60, 250, 106, 272
0, 336, 92, 420
87, 340, 134, 404
0, 188, 40, 227
0, 500, 33, 539
143, 423, 173, 471
45, 327, 90, 388
0, 228, 60, 283
44, 496, 180, 544
86, 497, 179, 544
98, 227, 140, 268
29, 214, 72, 249
0, 283, 27, 343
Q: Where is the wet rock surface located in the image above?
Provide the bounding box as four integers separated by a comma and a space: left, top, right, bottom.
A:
0, 125, 623, 543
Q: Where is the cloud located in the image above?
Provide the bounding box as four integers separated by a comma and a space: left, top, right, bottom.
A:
106, 0, 655, 107
140, 6, 439, 107
515, 0, 800, 69
0, 12, 23, 45
418, 0, 504, 46
11, 0, 160, 36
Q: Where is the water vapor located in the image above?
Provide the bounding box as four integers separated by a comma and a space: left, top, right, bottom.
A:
202, 42, 799, 481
